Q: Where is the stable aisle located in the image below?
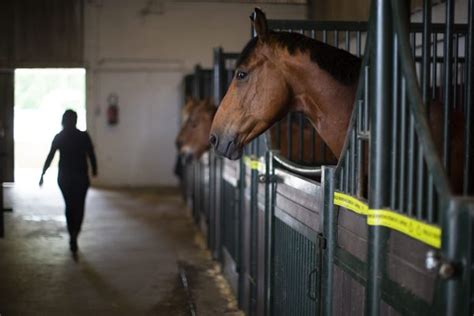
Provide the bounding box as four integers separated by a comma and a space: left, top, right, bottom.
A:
0, 182, 241, 316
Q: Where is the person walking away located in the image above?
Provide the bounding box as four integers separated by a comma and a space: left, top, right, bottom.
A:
39, 110, 97, 255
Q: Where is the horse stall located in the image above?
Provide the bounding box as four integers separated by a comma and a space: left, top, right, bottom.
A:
179, 65, 213, 238
181, 0, 474, 315
210, 48, 243, 294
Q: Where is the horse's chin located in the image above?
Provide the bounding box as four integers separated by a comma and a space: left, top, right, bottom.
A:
213, 145, 243, 160
228, 148, 243, 160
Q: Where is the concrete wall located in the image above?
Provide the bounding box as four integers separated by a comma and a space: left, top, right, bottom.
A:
84, 0, 306, 187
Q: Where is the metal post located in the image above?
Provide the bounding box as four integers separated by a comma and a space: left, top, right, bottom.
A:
321, 166, 336, 316
213, 48, 225, 106
367, 0, 392, 314
440, 199, 472, 315
193, 64, 202, 100
464, 0, 474, 195
443, 0, 454, 173
264, 150, 275, 316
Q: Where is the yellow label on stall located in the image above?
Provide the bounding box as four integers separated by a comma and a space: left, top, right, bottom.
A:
333, 191, 441, 249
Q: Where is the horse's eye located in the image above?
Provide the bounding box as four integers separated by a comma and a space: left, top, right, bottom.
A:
235, 70, 248, 81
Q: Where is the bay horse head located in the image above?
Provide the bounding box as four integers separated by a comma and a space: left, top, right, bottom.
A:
176, 97, 199, 149
178, 98, 216, 159
210, 8, 360, 160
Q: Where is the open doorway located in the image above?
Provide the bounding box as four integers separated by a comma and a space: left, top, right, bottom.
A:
14, 68, 86, 186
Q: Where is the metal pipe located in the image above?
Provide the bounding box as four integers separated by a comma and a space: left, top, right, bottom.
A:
408, 114, 416, 216
287, 113, 293, 160
298, 112, 304, 163
390, 34, 399, 209
400, 81, 407, 212
367, 0, 392, 314
432, 33, 438, 100
273, 154, 323, 177
350, 129, 356, 195
357, 101, 364, 198
345, 30, 350, 51
443, 0, 455, 174
463, 0, 474, 195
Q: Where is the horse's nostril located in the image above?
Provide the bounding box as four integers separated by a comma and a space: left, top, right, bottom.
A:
209, 134, 218, 147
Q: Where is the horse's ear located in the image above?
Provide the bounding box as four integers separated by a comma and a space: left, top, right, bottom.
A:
250, 8, 269, 41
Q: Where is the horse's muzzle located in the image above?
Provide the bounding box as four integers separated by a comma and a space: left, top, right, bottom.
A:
209, 133, 242, 160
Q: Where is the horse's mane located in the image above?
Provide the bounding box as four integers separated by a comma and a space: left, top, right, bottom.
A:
237, 32, 361, 86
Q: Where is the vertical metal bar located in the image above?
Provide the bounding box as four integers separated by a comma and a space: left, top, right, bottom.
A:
390, 34, 399, 209
334, 30, 339, 47
407, 116, 416, 216
427, 174, 434, 221
321, 167, 336, 316
421, 0, 432, 217
440, 199, 471, 315
357, 101, 364, 197
364, 66, 370, 132
345, 30, 350, 51
350, 129, 356, 195
344, 154, 350, 192
323, 30, 327, 44
367, 0, 392, 314
432, 33, 438, 100
310, 121, 316, 163
287, 113, 293, 160
453, 34, 459, 109
357, 31, 362, 57
464, 0, 474, 194
443, 0, 454, 174
213, 48, 224, 106
321, 139, 326, 165
264, 151, 274, 316
298, 112, 304, 163
276, 121, 281, 150
421, 2, 432, 130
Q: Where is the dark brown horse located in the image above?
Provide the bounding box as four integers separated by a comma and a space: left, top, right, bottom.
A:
210, 9, 360, 160
209, 8, 468, 194
177, 99, 216, 159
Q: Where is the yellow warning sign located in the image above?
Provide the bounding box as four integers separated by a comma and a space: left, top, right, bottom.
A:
334, 191, 441, 249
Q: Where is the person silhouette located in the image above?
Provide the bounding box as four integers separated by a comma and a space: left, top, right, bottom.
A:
39, 109, 97, 255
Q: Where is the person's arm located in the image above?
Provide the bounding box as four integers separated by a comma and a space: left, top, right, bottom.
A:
39, 136, 58, 186
85, 132, 97, 176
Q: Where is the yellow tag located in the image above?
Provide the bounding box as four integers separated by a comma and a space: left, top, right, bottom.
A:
367, 209, 441, 249
244, 156, 261, 170
333, 191, 441, 249
334, 192, 369, 215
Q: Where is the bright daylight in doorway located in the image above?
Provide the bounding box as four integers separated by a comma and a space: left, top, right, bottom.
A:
14, 68, 86, 185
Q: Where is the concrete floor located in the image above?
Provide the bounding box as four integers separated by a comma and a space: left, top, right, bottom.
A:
0, 180, 241, 316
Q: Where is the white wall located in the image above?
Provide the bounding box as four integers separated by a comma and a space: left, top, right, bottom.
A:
84, 0, 307, 187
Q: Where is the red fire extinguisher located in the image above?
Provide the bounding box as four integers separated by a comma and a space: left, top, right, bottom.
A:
107, 93, 119, 125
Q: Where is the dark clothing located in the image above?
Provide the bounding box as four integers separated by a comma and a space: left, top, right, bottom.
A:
52, 129, 97, 177
45, 128, 97, 240
58, 172, 89, 239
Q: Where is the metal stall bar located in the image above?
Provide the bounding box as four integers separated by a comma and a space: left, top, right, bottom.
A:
464, 0, 474, 195
443, 0, 455, 174
367, 0, 392, 314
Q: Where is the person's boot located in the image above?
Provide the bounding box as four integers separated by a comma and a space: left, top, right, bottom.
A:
69, 236, 78, 253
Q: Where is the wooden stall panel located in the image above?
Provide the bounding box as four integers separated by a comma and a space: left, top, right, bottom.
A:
337, 208, 368, 262
332, 264, 366, 316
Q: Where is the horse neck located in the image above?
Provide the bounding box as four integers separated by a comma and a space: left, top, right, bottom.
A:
280, 53, 357, 158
